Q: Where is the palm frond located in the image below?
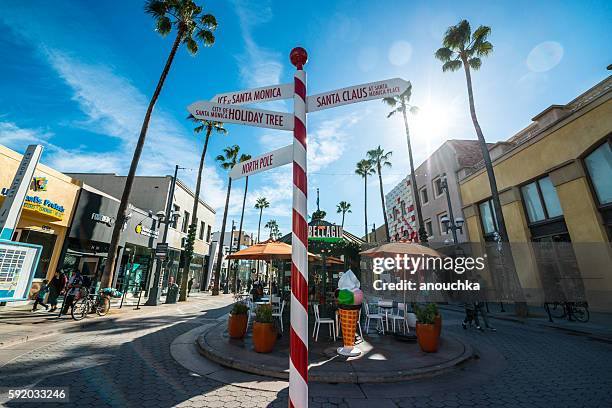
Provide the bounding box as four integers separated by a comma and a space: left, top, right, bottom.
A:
382, 97, 397, 107
145, 0, 169, 19
185, 36, 198, 55
409, 105, 419, 114
443, 19, 471, 50
474, 41, 493, 57
239, 154, 252, 162
200, 14, 218, 30
196, 29, 215, 46
386, 109, 397, 118
215, 154, 225, 162
442, 60, 463, 72
472, 25, 491, 44
156, 16, 172, 36
468, 57, 482, 70
435, 47, 454, 62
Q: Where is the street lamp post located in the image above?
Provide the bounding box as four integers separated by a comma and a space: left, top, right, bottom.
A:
224, 221, 236, 294
439, 174, 464, 245
145, 165, 183, 306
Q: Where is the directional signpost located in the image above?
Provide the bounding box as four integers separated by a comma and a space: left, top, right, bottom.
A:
230, 145, 293, 180
188, 48, 409, 408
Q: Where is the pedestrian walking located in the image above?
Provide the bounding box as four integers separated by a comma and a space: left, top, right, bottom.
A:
187, 277, 194, 297
59, 270, 83, 317
48, 271, 67, 312
462, 302, 478, 329
32, 280, 50, 311
475, 301, 496, 331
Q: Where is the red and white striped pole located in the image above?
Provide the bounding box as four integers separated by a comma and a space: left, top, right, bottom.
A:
289, 46, 308, 408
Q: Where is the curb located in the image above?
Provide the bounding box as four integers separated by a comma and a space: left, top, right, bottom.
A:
196, 320, 475, 384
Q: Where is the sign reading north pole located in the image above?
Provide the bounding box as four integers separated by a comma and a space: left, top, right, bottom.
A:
230, 145, 293, 180
187, 101, 293, 131
307, 77, 410, 112
211, 83, 293, 106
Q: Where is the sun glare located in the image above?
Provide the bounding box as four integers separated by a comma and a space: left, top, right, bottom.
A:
411, 102, 451, 140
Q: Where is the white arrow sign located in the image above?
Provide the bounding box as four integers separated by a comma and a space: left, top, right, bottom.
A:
306, 78, 410, 113
187, 101, 293, 131
230, 145, 293, 180
211, 83, 293, 106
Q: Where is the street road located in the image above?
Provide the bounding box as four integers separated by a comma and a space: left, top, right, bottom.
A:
1, 297, 611, 408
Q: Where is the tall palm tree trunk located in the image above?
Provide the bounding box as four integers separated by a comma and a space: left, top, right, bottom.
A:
233, 176, 248, 293
461, 59, 508, 242
179, 126, 212, 301
401, 107, 428, 244
213, 178, 232, 295
377, 164, 390, 241
341, 212, 345, 228
257, 208, 263, 242
101, 29, 184, 289
364, 175, 369, 242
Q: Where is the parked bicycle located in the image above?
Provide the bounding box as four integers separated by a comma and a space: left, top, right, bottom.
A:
71, 289, 111, 321
544, 301, 590, 323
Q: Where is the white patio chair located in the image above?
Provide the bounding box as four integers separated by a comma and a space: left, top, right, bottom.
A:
388, 302, 409, 334
272, 300, 285, 332
271, 296, 281, 312
313, 304, 336, 342
364, 302, 385, 335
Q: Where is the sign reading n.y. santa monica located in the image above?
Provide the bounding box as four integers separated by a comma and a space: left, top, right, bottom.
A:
187, 101, 293, 131
230, 145, 293, 180
211, 83, 293, 106
306, 78, 410, 113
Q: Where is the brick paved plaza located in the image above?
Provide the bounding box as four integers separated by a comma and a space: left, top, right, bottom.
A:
1, 294, 611, 407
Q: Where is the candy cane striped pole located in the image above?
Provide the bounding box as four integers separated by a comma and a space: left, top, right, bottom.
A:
289, 46, 308, 408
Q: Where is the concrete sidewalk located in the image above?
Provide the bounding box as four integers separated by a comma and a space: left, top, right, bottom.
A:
441, 302, 612, 340
0, 291, 225, 348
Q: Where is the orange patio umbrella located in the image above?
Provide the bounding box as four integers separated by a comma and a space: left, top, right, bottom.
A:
359, 241, 444, 258
226, 239, 320, 261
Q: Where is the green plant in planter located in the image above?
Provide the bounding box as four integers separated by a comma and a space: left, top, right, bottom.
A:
414, 304, 436, 324
255, 304, 273, 323
428, 303, 439, 316
231, 302, 248, 315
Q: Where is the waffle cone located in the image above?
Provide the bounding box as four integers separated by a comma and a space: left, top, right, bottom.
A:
339, 308, 359, 347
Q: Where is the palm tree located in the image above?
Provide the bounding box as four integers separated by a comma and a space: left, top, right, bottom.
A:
367, 146, 392, 242
232, 154, 252, 293
212, 145, 250, 296
254, 197, 270, 243
336, 201, 352, 228
434, 20, 510, 243
179, 117, 226, 301
100, 0, 217, 289
383, 83, 428, 244
355, 159, 375, 242
265, 219, 279, 240
436, 20, 527, 316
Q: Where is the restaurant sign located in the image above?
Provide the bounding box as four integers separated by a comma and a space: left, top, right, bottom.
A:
1, 188, 65, 221
135, 223, 159, 239
308, 224, 343, 242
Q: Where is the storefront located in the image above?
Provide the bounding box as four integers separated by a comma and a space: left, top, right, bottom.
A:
58, 183, 160, 293
0, 144, 80, 297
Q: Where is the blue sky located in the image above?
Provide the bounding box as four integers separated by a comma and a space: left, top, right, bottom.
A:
1, 0, 610, 237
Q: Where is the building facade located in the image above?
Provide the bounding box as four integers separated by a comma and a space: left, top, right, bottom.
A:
0, 144, 80, 297
67, 173, 216, 293
384, 175, 417, 242
459, 75, 612, 311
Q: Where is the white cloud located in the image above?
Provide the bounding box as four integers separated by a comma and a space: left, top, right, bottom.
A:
0, 122, 52, 149
308, 112, 362, 172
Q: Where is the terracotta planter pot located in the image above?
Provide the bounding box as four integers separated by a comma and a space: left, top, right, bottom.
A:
253, 322, 277, 353
434, 314, 442, 337
416, 323, 439, 353
228, 313, 248, 339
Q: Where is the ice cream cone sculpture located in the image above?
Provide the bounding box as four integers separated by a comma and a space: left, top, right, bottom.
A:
336, 269, 363, 357
339, 308, 359, 348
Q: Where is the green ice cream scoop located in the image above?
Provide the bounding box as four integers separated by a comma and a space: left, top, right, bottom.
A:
337, 289, 355, 305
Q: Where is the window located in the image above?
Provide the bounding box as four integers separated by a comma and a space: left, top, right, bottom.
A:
433, 177, 444, 198
584, 141, 612, 206
182, 211, 190, 233
420, 187, 429, 205
424, 219, 433, 236
171, 204, 180, 228
199, 221, 205, 240
479, 199, 498, 235
400, 201, 406, 216
437, 212, 448, 235
206, 225, 212, 242
19, 230, 57, 279
520, 176, 563, 223
392, 206, 398, 221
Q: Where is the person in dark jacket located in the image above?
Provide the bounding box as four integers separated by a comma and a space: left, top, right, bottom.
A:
48, 271, 67, 312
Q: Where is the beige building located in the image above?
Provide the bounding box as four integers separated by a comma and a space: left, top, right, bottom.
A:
0, 144, 80, 295
459, 75, 612, 311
